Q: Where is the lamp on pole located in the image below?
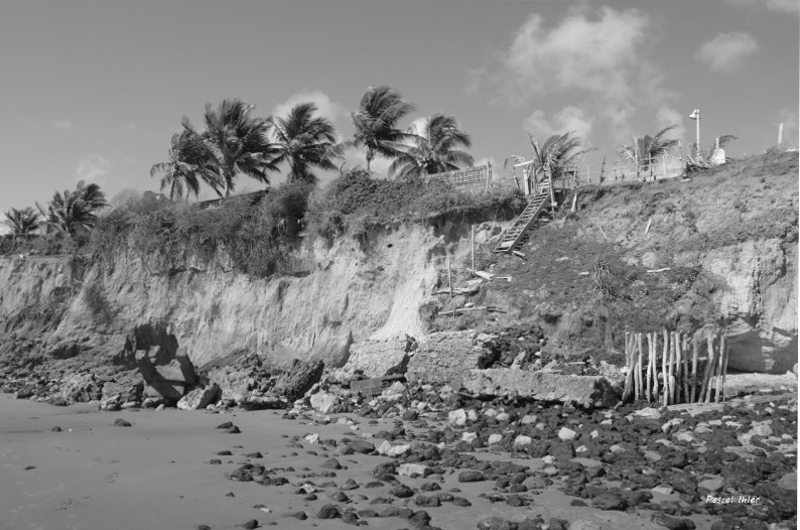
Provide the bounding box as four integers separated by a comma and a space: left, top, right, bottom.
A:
689, 109, 700, 155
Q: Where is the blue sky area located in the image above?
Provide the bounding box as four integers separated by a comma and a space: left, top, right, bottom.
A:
0, 0, 797, 219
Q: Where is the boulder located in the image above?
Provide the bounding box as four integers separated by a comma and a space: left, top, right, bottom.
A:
310, 390, 342, 414
136, 350, 197, 401
59, 373, 100, 403
177, 383, 221, 410
337, 339, 410, 379
463, 369, 620, 408
272, 359, 324, 402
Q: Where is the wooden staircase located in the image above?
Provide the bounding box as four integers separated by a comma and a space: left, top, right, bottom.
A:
493, 178, 552, 253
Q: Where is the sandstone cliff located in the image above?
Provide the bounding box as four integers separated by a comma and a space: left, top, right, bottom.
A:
0, 152, 796, 374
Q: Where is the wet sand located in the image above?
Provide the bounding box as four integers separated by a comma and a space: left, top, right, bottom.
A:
0, 394, 733, 530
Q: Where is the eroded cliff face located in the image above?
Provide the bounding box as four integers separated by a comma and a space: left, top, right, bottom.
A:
1, 154, 797, 374
18, 224, 451, 370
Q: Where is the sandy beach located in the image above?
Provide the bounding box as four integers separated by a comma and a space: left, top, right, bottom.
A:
6, 392, 785, 530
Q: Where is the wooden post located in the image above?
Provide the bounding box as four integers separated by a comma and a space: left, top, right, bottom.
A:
635, 333, 643, 401
471, 225, 475, 271
662, 329, 669, 406
682, 333, 690, 403
651, 333, 659, 402
445, 251, 454, 318
721, 333, 729, 401
715, 330, 725, 403
622, 332, 633, 403
691, 333, 699, 403
668, 333, 676, 404
703, 334, 716, 403
644, 333, 653, 402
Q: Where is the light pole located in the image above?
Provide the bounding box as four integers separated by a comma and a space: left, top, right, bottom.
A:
689, 109, 700, 155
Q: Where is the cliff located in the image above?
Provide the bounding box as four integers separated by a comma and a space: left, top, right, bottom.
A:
0, 151, 796, 375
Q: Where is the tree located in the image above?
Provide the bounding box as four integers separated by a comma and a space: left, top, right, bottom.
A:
388, 113, 474, 179
37, 181, 108, 236
529, 132, 595, 186
199, 99, 280, 197
349, 85, 416, 172
269, 102, 340, 185
150, 129, 215, 200
3, 207, 41, 236
618, 125, 680, 180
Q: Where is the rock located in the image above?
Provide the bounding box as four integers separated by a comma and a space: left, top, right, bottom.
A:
458, 470, 485, 482
777, 471, 797, 490
272, 359, 324, 402
241, 394, 285, 410
398, 463, 428, 477
488, 433, 503, 445
698, 477, 723, 492
449, 409, 468, 425
463, 370, 620, 408
59, 373, 100, 403
391, 484, 414, 498
128, 323, 197, 401
240, 520, 259, 529
558, 426, 577, 441
477, 517, 515, 530
322, 458, 342, 470
310, 391, 341, 414
317, 504, 341, 519
650, 513, 696, 530
113, 418, 132, 427
339, 340, 410, 379
344, 439, 375, 454
462, 431, 478, 443
177, 384, 220, 410
514, 435, 533, 447
406, 331, 484, 386
99, 394, 123, 411
376, 441, 411, 457
592, 494, 627, 511
51, 426, 62, 432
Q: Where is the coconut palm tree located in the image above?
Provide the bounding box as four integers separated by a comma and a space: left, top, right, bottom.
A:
150, 129, 215, 200
529, 132, 595, 185
269, 102, 340, 185
388, 113, 474, 180
3, 207, 41, 236
37, 181, 108, 236
349, 85, 416, 172
184, 99, 279, 197
618, 125, 681, 180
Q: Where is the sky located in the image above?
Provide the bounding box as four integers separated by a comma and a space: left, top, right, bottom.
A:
0, 0, 798, 223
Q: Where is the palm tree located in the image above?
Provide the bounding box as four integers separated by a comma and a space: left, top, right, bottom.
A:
529, 132, 595, 186
349, 85, 416, 172
619, 125, 681, 180
269, 102, 340, 185
388, 113, 474, 179
150, 129, 214, 200
3, 207, 41, 236
37, 181, 108, 236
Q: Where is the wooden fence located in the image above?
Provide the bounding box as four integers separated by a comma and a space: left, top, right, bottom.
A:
429, 164, 493, 194
622, 329, 729, 406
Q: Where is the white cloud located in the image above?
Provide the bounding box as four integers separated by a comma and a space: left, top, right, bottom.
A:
696, 32, 759, 72
271, 90, 346, 125
52, 119, 73, 131
497, 7, 650, 104
724, 0, 800, 14
75, 154, 110, 184
478, 7, 679, 144
524, 106, 594, 144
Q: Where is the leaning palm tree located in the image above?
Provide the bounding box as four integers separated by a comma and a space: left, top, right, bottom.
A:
529, 132, 595, 186
150, 129, 215, 200
3, 207, 41, 236
37, 181, 108, 236
269, 102, 340, 185
193, 99, 279, 197
349, 85, 416, 172
388, 113, 474, 180
619, 125, 681, 180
